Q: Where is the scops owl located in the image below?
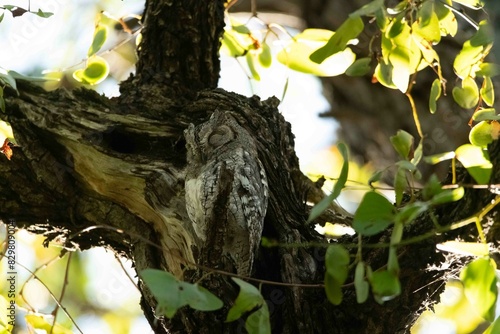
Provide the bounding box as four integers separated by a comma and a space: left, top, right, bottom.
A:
184, 110, 268, 276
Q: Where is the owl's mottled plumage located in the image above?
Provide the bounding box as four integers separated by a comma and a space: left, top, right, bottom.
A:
184, 110, 268, 276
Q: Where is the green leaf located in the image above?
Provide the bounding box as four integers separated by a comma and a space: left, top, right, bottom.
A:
0, 12, 5, 23
429, 79, 442, 113
245, 303, 271, 334
424, 151, 455, 164
469, 121, 500, 147
370, 270, 401, 304
435, 0, 457, 37
345, 57, 372, 76
0, 68, 17, 91
246, 52, 261, 81
395, 202, 429, 225
455, 144, 492, 184
310, 16, 364, 64
437, 241, 489, 257
0, 87, 4, 113
390, 130, 414, 159
422, 174, 443, 201
140, 269, 223, 318
411, 138, 423, 166
481, 76, 494, 106
325, 244, 350, 282
373, 60, 396, 89
35, 9, 53, 18
413, 3, 441, 43
394, 167, 407, 206
454, 21, 492, 78
324, 245, 350, 305
278, 29, 356, 76
353, 191, 395, 236
472, 108, 500, 122
430, 187, 464, 205
484, 316, 500, 334
368, 170, 384, 186
308, 143, 349, 222
476, 63, 500, 77
325, 272, 343, 305
88, 24, 108, 57
226, 278, 264, 322
350, 0, 384, 17
452, 77, 479, 109
221, 30, 249, 57
73, 56, 110, 85
354, 262, 369, 303
460, 257, 497, 322
258, 43, 272, 68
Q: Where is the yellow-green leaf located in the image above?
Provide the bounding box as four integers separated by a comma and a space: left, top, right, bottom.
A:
469, 121, 500, 148
455, 143, 492, 184
73, 56, 109, 85
345, 57, 372, 76
452, 77, 479, 109
460, 257, 497, 322
481, 76, 494, 106
88, 24, 108, 57
429, 79, 442, 113
310, 16, 364, 63
437, 241, 489, 257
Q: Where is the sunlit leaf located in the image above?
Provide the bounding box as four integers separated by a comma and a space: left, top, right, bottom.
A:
452, 77, 479, 109
480, 76, 494, 106
258, 43, 272, 68
373, 61, 396, 89
424, 151, 455, 164
472, 108, 500, 122
88, 20, 108, 57
278, 29, 356, 76
140, 269, 223, 318
310, 16, 364, 64
460, 257, 497, 322
246, 52, 261, 81
73, 56, 110, 85
353, 191, 395, 236
429, 79, 442, 113
413, 2, 441, 43
354, 262, 369, 303
437, 241, 489, 257
370, 270, 401, 304
25, 315, 73, 334
412, 281, 486, 334
484, 316, 500, 334
455, 143, 492, 184
469, 121, 500, 148
454, 20, 493, 78
435, 0, 457, 37
221, 29, 250, 57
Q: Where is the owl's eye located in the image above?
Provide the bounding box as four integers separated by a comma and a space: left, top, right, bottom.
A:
208, 125, 234, 147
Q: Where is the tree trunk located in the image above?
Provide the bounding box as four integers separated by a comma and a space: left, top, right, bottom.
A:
1, 1, 499, 333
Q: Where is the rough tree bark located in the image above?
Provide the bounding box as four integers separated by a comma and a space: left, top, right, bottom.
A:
1, 1, 499, 333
